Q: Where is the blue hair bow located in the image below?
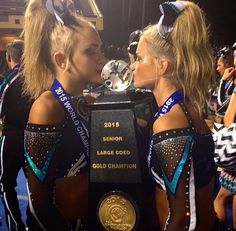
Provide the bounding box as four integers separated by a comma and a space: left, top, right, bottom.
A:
157, 1, 187, 39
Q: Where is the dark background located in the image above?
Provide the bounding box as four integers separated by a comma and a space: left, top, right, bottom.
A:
95, 0, 235, 47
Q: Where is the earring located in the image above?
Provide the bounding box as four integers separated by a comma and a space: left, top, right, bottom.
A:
61, 63, 66, 69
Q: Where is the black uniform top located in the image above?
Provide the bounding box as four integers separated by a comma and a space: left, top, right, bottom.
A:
150, 102, 216, 230
1, 73, 32, 133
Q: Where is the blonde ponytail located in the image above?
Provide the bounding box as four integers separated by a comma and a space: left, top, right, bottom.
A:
22, 0, 55, 100
22, 0, 91, 100
142, 1, 214, 117
171, 1, 214, 116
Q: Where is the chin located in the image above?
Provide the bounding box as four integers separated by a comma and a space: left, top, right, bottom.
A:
90, 75, 103, 84
133, 80, 144, 89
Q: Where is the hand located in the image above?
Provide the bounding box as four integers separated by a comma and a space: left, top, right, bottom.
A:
205, 119, 214, 130
222, 67, 235, 81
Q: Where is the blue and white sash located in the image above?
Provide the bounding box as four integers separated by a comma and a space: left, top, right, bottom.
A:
50, 79, 89, 158
148, 90, 182, 170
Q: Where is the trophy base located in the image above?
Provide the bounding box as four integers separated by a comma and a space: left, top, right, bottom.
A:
89, 89, 157, 230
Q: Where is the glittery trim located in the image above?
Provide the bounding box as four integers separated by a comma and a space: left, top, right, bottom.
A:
24, 142, 56, 182
161, 134, 193, 194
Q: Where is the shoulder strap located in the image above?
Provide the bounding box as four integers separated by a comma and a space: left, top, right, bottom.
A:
179, 101, 196, 132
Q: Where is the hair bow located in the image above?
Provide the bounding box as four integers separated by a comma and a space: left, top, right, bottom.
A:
217, 47, 231, 59
157, 1, 187, 39
45, 0, 74, 25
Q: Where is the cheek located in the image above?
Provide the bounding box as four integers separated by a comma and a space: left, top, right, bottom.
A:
72, 57, 95, 77
133, 64, 142, 85
216, 65, 223, 73
83, 58, 102, 82
134, 62, 147, 77
76, 57, 96, 73
219, 66, 225, 74
133, 61, 155, 88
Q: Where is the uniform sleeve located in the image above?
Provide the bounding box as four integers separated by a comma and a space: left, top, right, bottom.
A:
217, 80, 226, 106
24, 123, 70, 230
152, 135, 195, 230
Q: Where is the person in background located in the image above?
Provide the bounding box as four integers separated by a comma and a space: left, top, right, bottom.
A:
214, 72, 236, 231
132, 1, 226, 230
127, 29, 141, 64
0, 51, 9, 79
233, 42, 236, 67
0, 40, 33, 231
206, 43, 236, 129
217, 47, 235, 110
22, 0, 105, 229
224, 81, 236, 127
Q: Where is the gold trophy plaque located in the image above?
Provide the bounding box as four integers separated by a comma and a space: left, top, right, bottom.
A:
98, 192, 137, 231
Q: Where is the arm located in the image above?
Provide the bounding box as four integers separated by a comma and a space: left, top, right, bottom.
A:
152, 107, 196, 230
217, 79, 227, 106
153, 135, 193, 230
25, 92, 69, 230
217, 67, 235, 106
224, 87, 236, 127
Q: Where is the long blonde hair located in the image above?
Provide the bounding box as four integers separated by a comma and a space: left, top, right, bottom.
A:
22, 0, 92, 100
141, 1, 214, 117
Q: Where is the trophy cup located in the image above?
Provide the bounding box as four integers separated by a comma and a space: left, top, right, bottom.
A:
89, 60, 156, 230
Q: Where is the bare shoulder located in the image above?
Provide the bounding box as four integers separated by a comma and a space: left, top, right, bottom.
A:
153, 104, 189, 134
28, 91, 64, 125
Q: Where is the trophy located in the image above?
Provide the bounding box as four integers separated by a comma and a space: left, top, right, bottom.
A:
89, 60, 156, 230
101, 60, 133, 91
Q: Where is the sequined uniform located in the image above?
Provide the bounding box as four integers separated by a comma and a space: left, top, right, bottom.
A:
24, 98, 88, 231
150, 103, 219, 230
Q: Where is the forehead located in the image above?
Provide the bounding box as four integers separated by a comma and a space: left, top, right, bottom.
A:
136, 37, 148, 53
75, 26, 101, 47
217, 58, 224, 65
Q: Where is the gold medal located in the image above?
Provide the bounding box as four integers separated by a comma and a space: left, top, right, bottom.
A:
98, 192, 137, 231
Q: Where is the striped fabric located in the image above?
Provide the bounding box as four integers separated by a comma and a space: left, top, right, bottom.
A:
212, 122, 236, 171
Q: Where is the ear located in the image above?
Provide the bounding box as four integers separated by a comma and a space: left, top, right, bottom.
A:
6, 53, 11, 63
158, 58, 169, 76
54, 52, 66, 69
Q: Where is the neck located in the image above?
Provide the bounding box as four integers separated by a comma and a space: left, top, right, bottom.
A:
61, 79, 84, 96
11, 62, 19, 70
153, 79, 177, 107
56, 72, 85, 96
